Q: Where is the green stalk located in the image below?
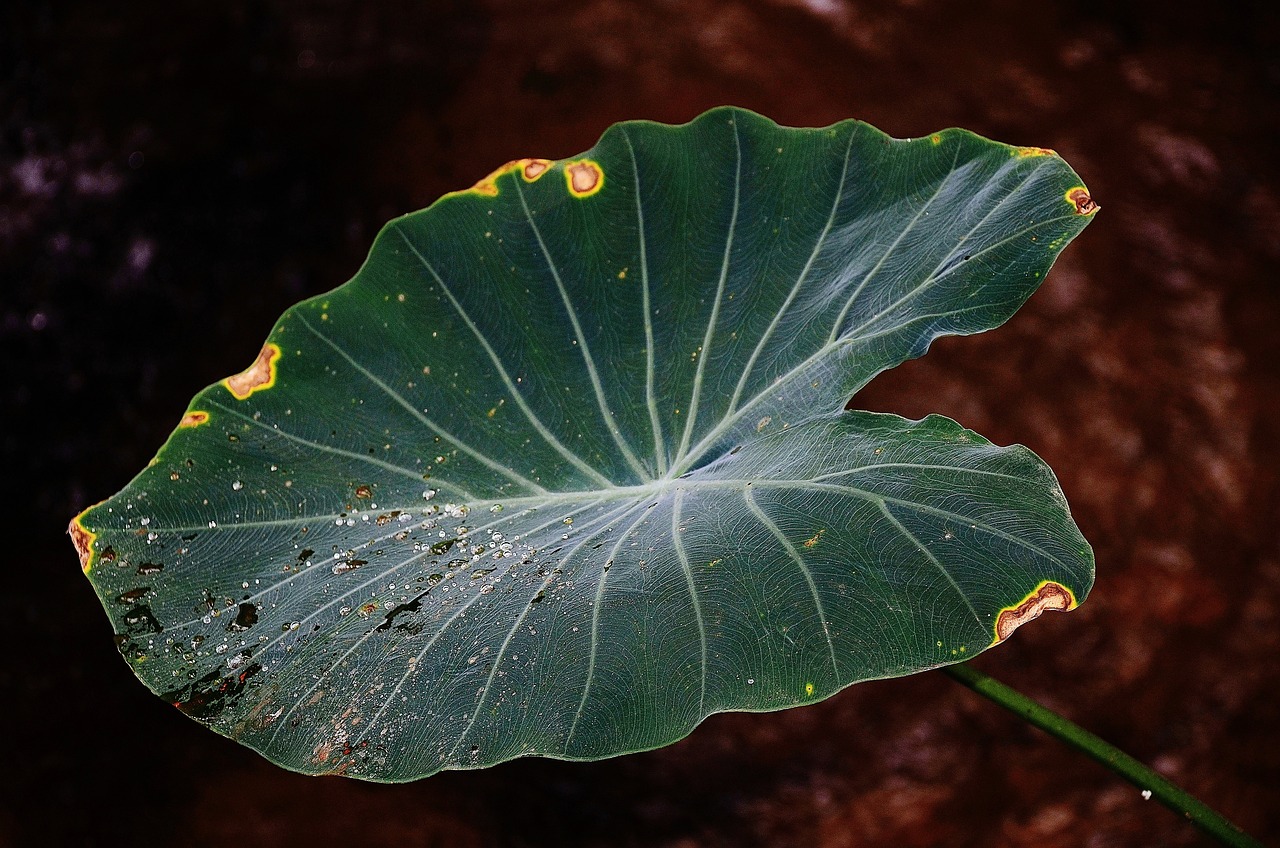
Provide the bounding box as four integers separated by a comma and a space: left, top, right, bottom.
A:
941, 663, 1262, 848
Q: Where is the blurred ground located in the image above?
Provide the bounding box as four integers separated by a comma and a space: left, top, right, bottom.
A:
3, 0, 1278, 845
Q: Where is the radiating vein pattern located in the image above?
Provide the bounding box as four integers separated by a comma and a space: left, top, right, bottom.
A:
79, 107, 1095, 782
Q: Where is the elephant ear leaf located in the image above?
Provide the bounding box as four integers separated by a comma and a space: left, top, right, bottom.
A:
73, 107, 1097, 781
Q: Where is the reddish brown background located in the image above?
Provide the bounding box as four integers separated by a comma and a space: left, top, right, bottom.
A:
4, 1, 1278, 845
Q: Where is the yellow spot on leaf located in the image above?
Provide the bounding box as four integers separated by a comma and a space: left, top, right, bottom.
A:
1015, 146, 1056, 157
224, 343, 280, 400
930, 134, 942, 145
68, 512, 97, 573
1065, 186, 1099, 215
803, 529, 826, 549
805, 682, 815, 696
566, 159, 604, 197
521, 158, 552, 181
469, 161, 521, 197
992, 580, 1078, 644
179, 410, 209, 428
447, 158, 550, 199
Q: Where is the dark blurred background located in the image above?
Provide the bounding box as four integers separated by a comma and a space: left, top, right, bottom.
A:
3, 1, 1278, 845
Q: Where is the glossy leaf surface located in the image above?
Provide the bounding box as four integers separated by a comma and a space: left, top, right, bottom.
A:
74, 107, 1097, 780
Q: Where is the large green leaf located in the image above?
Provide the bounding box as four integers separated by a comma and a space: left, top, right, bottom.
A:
73, 107, 1097, 780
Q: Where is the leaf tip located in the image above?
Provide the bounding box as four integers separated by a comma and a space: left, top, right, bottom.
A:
992, 580, 1078, 644
224, 343, 281, 400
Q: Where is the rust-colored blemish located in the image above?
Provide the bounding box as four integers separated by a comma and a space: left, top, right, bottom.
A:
448, 158, 550, 198
472, 162, 512, 196
565, 160, 604, 197
179, 410, 209, 428
1015, 146, 1057, 157
930, 134, 942, 145
993, 580, 1077, 643
224, 343, 280, 400
521, 158, 552, 181
1066, 186, 1099, 215
69, 513, 97, 574
355, 484, 372, 499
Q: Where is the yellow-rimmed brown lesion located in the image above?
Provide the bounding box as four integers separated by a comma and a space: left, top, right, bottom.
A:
224, 343, 280, 400
565, 159, 604, 197
992, 580, 1077, 644
447, 158, 554, 198
1065, 186, 1099, 215
68, 512, 98, 573
520, 158, 552, 182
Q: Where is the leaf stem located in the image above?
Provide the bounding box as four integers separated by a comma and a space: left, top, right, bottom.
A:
941, 663, 1262, 848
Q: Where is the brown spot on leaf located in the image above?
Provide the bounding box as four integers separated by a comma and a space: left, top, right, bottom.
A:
1016, 146, 1057, 157
1066, 187, 1099, 215
69, 515, 96, 573
469, 160, 519, 197
179, 410, 209, 428
994, 581, 1076, 643
522, 158, 552, 181
803, 529, 826, 548
355, 484, 373, 499
566, 160, 603, 196
224, 343, 280, 400
450, 158, 550, 198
